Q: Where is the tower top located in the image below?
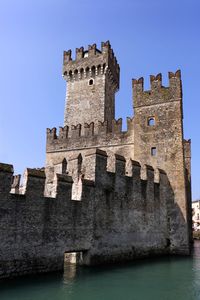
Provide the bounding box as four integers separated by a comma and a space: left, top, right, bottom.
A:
62, 41, 120, 128
62, 41, 120, 90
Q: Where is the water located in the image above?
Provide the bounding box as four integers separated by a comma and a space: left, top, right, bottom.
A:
1, 242, 200, 300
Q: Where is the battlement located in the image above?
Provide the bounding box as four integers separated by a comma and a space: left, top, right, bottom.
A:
47, 118, 134, 139
0, 153, 167, 201
0, 151, 176, 278
62, 41, 119, 89
46, 117, 134, 152
133, 70, 182, 108
82, 149, 168, 187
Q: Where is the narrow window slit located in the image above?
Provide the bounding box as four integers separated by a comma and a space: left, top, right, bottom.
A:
151, 147, 157, 156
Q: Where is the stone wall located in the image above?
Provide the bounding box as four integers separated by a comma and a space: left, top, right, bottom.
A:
0, 150, 182, 279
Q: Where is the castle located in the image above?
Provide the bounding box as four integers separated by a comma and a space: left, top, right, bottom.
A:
0, 41, 192, 279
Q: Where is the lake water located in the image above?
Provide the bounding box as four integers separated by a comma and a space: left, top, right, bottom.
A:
1, 241, 200, 300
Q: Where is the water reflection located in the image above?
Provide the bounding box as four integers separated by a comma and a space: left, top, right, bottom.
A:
61, 241, 200, 300
63, 263, 77, 283
1, 242, 200, 300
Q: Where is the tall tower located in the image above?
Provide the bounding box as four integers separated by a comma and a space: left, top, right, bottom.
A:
132, 71, 191, 253
62, 41, 119, 130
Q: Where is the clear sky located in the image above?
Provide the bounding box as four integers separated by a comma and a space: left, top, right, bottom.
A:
0, 0, 199, 200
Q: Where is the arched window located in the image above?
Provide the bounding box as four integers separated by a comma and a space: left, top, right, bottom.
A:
91, 66, 96, 78
148, 117, 155, 126
85, 67, 90, 78
89, 78, 94, 86
80, 68, 84, 79
74, 69, 78, 80
97, 65, 101, 75
69, 70, 73, 81
77, 154, 83, 176
62, 158, 67, 174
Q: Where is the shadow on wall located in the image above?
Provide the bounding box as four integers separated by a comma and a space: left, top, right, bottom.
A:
0, 153, 191, 279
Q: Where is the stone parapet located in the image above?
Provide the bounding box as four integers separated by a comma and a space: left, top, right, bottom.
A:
132, 70, 182, 108
0, 149, 190, 279
46, 118, 134, 152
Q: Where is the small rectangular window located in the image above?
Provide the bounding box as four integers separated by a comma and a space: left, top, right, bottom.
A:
151, 147, 157, 156
148, 117, 155, 126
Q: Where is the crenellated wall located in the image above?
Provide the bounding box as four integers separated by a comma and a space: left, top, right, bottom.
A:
0, 150, 185, 279
0, 162, 94, 278
46, 117, 134, 152
132, 70, 182, 109
63, 41, 119, 88
45, 117, 134, 188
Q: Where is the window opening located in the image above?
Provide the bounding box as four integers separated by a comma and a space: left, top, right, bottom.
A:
69, 70, 73, 80
148, 117, 155, 126
89, 79, 94, 86
151, 147, 157, 156
85, 67, 90, 78
91, 66, 96, 78
62, 158, 67, 174
80, 68, 84, 79
97, 65, 101, 75
74, 69, 78, 80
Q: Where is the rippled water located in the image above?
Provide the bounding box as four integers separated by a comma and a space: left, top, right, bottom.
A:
1, 241, 200, 300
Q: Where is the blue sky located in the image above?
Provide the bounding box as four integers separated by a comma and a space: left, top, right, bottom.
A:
0, 0, 199, 200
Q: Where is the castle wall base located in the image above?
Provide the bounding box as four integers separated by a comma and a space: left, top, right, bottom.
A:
0, 152, 190, 279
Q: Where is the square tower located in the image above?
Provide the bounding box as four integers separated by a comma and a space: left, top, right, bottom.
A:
62, 41, 119, 130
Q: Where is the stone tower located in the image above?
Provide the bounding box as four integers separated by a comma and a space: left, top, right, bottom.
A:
133, 71, 191, 253
46, 42, 191, 254
62, 41, 119, 130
